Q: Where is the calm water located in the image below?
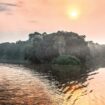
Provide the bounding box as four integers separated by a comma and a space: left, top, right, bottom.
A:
0, 64, 61, 105
0, 64, 104, 105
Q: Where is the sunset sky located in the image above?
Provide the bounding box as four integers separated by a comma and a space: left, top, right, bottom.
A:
0, 0, 105, 44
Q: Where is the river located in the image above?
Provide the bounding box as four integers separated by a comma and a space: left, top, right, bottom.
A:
0, 64, 62, 105
65, 68, 105, 105
0, 63, 104, 105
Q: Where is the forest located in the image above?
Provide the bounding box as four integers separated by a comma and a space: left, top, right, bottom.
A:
0, 31, 105, 68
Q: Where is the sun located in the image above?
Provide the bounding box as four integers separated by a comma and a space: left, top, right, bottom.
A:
68, 9, 80, 19
71, 11, 78, 17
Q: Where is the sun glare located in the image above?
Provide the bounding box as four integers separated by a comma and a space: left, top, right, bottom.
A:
71, 11, 78, 17
68, 9, 80, 20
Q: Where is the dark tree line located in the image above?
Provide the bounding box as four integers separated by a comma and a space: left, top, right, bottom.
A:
0, 31, 102, 67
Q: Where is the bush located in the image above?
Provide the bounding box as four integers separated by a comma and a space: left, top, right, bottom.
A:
52, 55, 81, 65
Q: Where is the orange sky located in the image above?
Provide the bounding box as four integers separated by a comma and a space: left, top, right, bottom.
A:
0, 0, 105, 44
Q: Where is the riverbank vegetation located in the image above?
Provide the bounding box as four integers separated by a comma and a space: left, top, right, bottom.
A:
0, 31, 104, 81
52, 55, 81, 65
0, 31, 104, 92
0, 31, 91, 66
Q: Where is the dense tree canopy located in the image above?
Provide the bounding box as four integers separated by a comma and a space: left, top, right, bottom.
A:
0, 31, 100, 66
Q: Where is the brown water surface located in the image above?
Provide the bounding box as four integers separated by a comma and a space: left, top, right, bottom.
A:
0, 64, 104, 105
0, 64, 60, 105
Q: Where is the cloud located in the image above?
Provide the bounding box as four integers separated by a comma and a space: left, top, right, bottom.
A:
0, 2, 18, 12
0, 3, 18, 7
0, 5, 8, 11
29, 20, 38, 23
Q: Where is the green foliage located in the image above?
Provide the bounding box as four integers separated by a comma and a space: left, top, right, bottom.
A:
0, 41, 27, 61
52, 55, 81, 65
0, 31, 91, 65
24, 45, 41, 64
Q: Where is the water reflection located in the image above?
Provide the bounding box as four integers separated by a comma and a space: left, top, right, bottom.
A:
27, 64, 99, 105
0, 63, 102, 105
